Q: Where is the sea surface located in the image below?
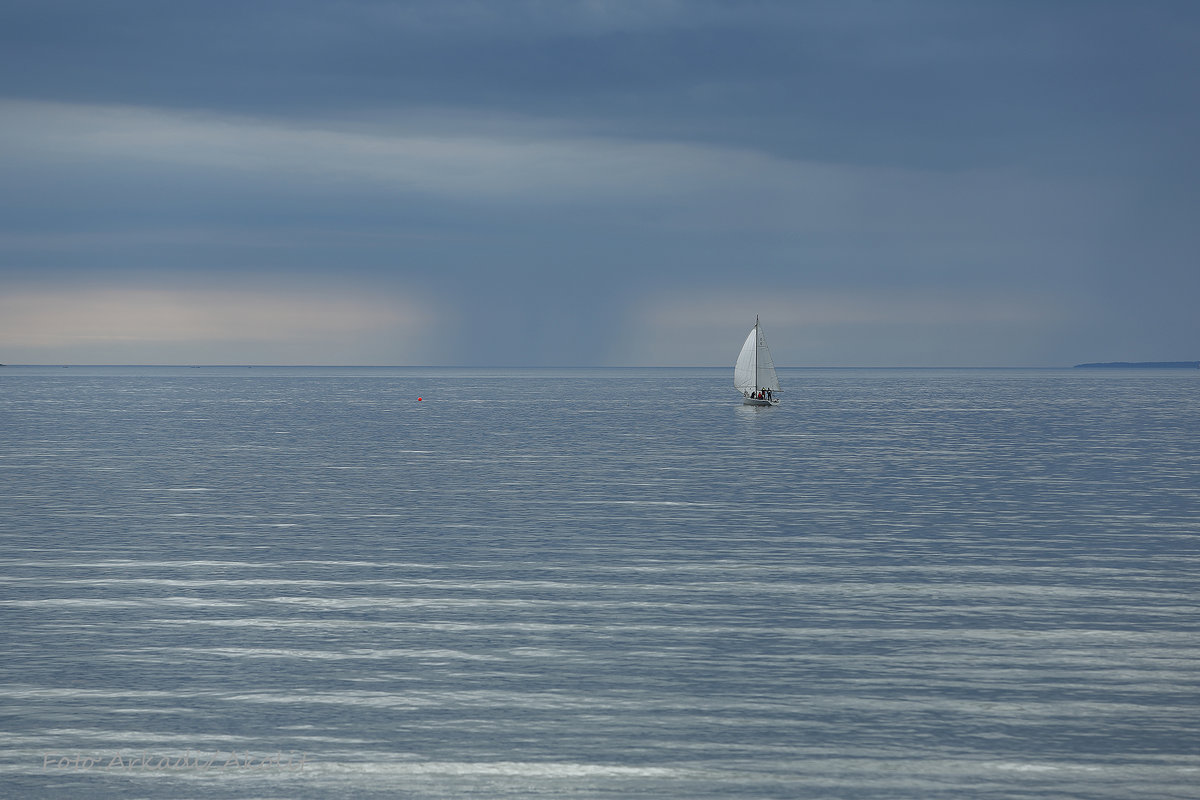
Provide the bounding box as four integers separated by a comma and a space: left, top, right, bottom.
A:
2, 366, 1198, 799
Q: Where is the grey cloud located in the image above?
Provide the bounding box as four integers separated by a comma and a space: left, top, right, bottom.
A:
1, 1, 1198, 365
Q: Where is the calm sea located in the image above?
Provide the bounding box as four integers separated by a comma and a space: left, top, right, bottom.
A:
2, 366, 1198, 799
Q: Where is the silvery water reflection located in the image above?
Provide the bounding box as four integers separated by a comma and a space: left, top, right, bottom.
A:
2, 367, 1198, 798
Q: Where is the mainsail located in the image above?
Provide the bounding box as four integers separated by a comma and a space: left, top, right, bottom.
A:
733, 318, 780, 393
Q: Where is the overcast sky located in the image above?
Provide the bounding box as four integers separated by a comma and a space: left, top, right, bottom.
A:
2, 0, 1197, 366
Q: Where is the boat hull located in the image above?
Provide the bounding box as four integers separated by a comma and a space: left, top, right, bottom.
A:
742, 397, 780, 406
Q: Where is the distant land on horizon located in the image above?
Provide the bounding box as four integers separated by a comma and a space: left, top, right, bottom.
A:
1074, 361, 1200, 369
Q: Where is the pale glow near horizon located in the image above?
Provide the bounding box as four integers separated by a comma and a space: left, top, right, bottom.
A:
0, 286, 439, 364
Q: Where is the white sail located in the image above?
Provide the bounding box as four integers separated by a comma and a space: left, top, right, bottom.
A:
734, 329, 759, 392
756, 328, 780, 391
733, 319, 780, 393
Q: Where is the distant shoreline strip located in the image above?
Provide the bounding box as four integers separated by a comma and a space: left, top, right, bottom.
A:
1073, 361, 1199, 369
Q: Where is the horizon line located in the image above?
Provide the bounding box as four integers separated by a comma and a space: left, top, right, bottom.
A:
1, 363, 1086, 370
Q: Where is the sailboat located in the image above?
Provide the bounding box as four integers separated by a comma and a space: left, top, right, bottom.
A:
734, 316, 781, 406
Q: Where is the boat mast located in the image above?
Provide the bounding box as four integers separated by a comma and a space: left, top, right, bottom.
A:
755, 315, 759, 392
